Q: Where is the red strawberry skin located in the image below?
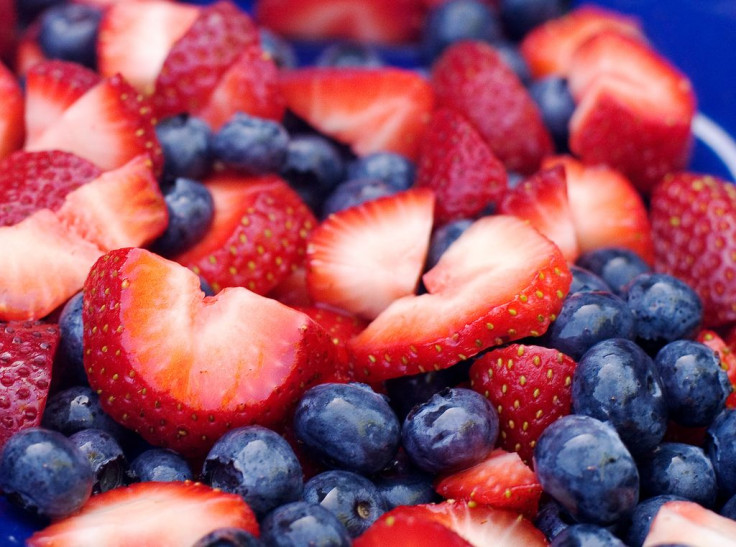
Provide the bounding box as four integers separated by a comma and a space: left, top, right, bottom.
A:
697, 329, 736, 408
0, 60, 24, 161
354, 511, 473, 547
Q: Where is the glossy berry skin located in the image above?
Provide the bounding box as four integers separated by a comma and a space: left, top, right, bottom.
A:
706, 409, 736, 498
41, 385, 126, 442
549, 524, 626, 547
544, 291, 636, 361
534, 497, 577, 542
321, 177, 399, 218
260, 501, 351, 547
425, 219, 474, 270
315, 42, 384, 68
528, 76, 576, 152
401, 387, 499, 474
68, 428, 126, 495
259, 28, 298, 69
0, 428, 94, 519
575, 248, 651, 297
721, 493, 736, 520
499, 0, 568, 40
38, 3, 102, 69
127, 448, 193, 483
572, 338, 668, 456
373, 473, 437, 510
534, 415, 640, 526
193, 527, 264, 547
568, 265, 610, 295
625, 495, 686, 547
654, 340, 731, 427
293, 383, 401, 475
303, 470, 388, 537
346, 152, 415, 192
211, 113, 289, 175
201, 425, 303, 519
155, 115, 213, 182
57, 291, 86, 387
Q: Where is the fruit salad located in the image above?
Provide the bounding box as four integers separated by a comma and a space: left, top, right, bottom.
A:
1, 0, 736, 545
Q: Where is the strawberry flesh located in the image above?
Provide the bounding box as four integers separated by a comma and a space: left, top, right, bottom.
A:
644, 500, 736, 547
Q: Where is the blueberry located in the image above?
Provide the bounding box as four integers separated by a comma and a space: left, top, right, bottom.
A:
625, 495, 685, 547
706, 409, 736, 499
575, 248, 651, 297
68, 428, 127, 494
260, 501, 351, 547
41, 385, 126, 442
401, 387, 499, 474
528, 76, 575, 152
534, 415, 640, 525
0, 428, 93, 519
499, 0, 568, 40
426, 219, 474, 271
534, 497, 578, 541
202, 425, 303, 519
321, 177, 399, 218
150, 177, 215, 257
193, 527, 264, 547
127, 448, 193, 483
549, 524, 626, 547
568, 265, 610, 295
654, 340, 731, 427
17, 0, 65, 26
57, 291, 86, 387
259, 28, 297, 69
155, 114, 213, 182
373, 472, 437, 510
721, 493, 736, 520
494, 41, 532, 85
38, 3, 102, 69
543, 291, 636, 360
315, 42, 384, 68
211, 113, 289, 175
572, 338, 668, 456
346, 152, 415, 192
293, 383, 401, 475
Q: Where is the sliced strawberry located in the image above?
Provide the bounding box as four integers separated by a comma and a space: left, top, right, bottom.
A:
431, 41, 553, 175
83, 247, 338, 456
470, 343, 576, 465
644, 500, 736, 547
567, 31, 696, 193
268, 266, 312, 308
498, 165, 578, 263
0, 321, 59, 450
24, 60, 101, 147
434, 449, 543, 519
415, 108, 507, 225
544, 155, 654, 264
348, 215, 571, 381
0, 61, 24, 161
355, 511, 473, 547
696, 329, 736, 408
279, 67, 435, 161
97, 0, 200, 94
174, 172, 316, 296
28, 481, 259, 547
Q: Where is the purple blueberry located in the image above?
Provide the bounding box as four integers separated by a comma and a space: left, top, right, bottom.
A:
373, 472, 437, 510
315, 42, 384, 68
528, 76, 576, 152
68, 428, 127, 494
259, 28, 297, 69
534, 497, 578, 542
499, 0, 568, 40
211, 113, 289, 175
549, 524, 626, 547
155, 114, 213, 182
426, 219, 474, 271
193, 527, 263, 547
576, 248, 651, 297
568, 265, 611, 295
57, 291, 86, 387
128, 448, 193, 483
41, 385, 126, 442
346, 152, 415, 192
706, 409, 736, 499
260, 501, 351, 547
625, 495, 686, 547
38, 3, 102, 69
321, 177, 399, 218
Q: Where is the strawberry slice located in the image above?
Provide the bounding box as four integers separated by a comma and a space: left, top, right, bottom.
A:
567, 31, 696, 193
306, 188, 435, 320
0, 321, 60, 450
279, 67, 435, 161
97, 0, 200, 95
498, 165, 578, 263
83, 247, 337, 457
28, 482, 259, 547
174, 172, 316, 296
696, 329, 736, 408
469, 343, 576, 465
355, 512, 473, 547
268, 266, 312, 308
431, 41, 553, 175
434, 449, 543, 519
644, 500, 736, 547
0, 61, 24, 161
415, 108, 507, 225
348, 215, 571, 381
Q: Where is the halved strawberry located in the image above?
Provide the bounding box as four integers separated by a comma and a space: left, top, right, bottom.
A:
434, 448, 543, 519
644, 500, 736, 547
415, 108, 507, 225
696, 329, 736, 409
354, 511, 473, 547
83, 247, 337, 457
498, 165, 578, 263
28, 481, 259, 547
306, 188, 434, 320
174, 172, 316, 296
430, 41, 553, 175
279, 67, 435, 160
0, 60, 24, 161
348, 215, 571, 381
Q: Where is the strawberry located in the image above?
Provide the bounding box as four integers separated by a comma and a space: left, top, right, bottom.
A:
306, 188, 435, 320
354, 511, 473, 547
15, 22, 46, 76
544, 155, 654, 264
0, 0, 16, 64
0, 321, 60, 450
279, 67, 435, 161
268, 266, 312, 308
348, 215, 571, 382
28, 481, 259, 547
83, 247, 337, 457
24, 60, 102, 147
173, 172, 316, 296
644, 500, 736, 547
469, 343, 576, 465
0, 61, 24, 161
567, 31, 696, 193
498, 165, 579, 263
415, 108, 507, 225
650, 172, 736, 327
434, 448, 543, 519
696, 329, 736, 408
97, 0, 200, 95
430, 40, 553, 175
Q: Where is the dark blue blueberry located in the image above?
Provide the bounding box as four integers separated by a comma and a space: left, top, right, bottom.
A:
57, 291, 87, 387
346, 152, 415, 192
0, 495, 47, 546
202, 425, 303, 519
41, 385, 126, 442
706, 409, 736, 499
155, 114, 213, 182
315, 42, 384, 68
17, 0, 65, 26
0, 428, 93, 519
625, 495, 685, 547
572, 338, 667, 456
568, 265, 610, 295
426, 219, 474, 271
543, 291, 636, 361
128, 448, 193, 483
193, 528, 264, 547
321, 177, 399, 218
373, 472, 437, 509
259, 28, 297, 69
401, 387, 499, 474
528, 76, 575, 152
550, 524, 626, 547
499, 0, 568, 40
211, 113, 289, 175
576, 248, 651, 297
721, 493, 736, 520
637, 442, 717, 508
150, 177, 215, 257
625, 273, 703, 353
495, 41, 532, 85
534, 414, 640, 525
293, 383, 401, 475
303, 470, 387, 537
654, 340, 731, 427
535, 497, 578, 541
38, 3, 102, 69
260, 501, 351, 547
68, 428, 126, 494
